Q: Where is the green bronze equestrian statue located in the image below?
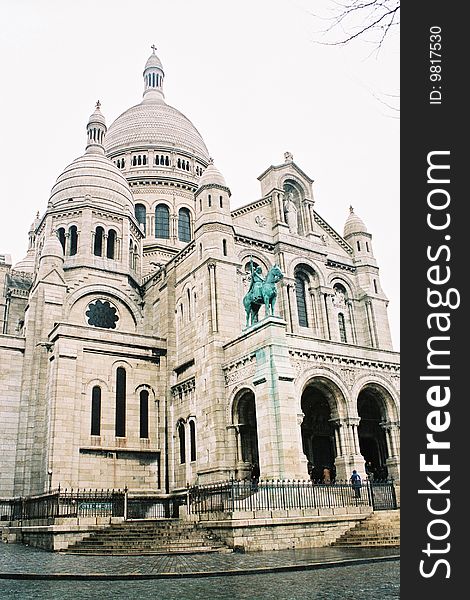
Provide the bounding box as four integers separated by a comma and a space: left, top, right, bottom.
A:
243, 259, 284, 327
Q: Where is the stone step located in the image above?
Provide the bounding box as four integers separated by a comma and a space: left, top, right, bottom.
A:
331, 510, 400, 548
63, 520, 228, 555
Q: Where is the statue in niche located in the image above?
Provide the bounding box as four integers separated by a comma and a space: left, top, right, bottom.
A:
333, 285, 347, 308
283, 192, 299, 234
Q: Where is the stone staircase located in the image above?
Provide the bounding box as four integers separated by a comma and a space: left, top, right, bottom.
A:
332, 510, 400, 548
63, 519, 231, 555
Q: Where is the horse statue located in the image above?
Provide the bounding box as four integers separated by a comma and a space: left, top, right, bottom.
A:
243, 263, 284, 327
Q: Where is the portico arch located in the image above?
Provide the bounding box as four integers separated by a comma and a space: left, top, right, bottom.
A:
232, 388, 259, 477
357, 383, 398, 480
300, 377, 346, 482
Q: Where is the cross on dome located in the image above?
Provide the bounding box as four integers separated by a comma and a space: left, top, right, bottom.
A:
151, 44, 157, 54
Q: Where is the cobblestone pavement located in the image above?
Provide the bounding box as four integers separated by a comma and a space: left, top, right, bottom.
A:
0, 562, 400, 599
0, 543, 398, 578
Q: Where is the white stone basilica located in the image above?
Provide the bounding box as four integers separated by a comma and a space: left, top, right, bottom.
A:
0, 49, 400, 499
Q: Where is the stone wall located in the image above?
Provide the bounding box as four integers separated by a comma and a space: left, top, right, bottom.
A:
198, 507, 372, 552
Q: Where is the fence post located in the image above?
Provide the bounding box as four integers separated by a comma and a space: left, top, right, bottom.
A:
390, 479, 397, 509
367, 479, 374, 509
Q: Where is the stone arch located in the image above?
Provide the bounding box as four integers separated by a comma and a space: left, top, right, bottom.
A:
231, 387, 259, 470
287, 256, 326, 286
351, 375, 399, 422
239, 250, 270, 273
64, 285, 141, 329
353, 378, 400, 480
298, 373, 350, 482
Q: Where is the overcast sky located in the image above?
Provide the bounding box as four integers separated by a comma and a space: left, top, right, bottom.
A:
0, 0, 399, 348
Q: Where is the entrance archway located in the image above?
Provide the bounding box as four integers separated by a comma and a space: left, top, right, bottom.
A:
357, 386, 389, 480
301, 380, 339, 482
235, 390, 259, 467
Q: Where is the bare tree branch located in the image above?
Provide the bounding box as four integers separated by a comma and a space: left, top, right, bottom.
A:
312, 0, 400, 50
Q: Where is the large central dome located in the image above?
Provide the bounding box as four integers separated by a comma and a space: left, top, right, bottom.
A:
104, 49, 209, 163
105, 99, 209, 160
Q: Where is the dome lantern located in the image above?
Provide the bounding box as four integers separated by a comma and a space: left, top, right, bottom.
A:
143, 45, 165, 102
86, 101, 107, 155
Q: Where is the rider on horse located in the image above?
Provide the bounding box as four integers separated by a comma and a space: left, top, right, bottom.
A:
248, 260, 264, 304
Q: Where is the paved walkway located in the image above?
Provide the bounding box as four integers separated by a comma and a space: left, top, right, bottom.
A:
0, 543, 399, 580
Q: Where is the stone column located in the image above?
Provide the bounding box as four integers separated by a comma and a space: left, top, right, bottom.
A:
365, 300, 377, 347
382, 421, 400, 480
309, 287, 320, 336
330, 418, 350, 480
322, 293, 332, 340
208, 262, 218, 333
347, 300, 357, 344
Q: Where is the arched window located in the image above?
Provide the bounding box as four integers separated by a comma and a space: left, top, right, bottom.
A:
178, 422, 186, 464
94, 226, 104, 256
91, 386, 101, 436
178, 208, 191, 242
373, 279, 378, 294
57, 228, 66, 253
295, 274, 309, 327
219, 196, 223, 208
135, 204, 147, 234
222, 239, 227, 256
129, 240, 134, 269
106, 229, 116, 259
140, 390, 149, 439
338, 313, 347, 343
69, 225, 78, 256
187, 288, 191, 317
165, 156, 170, 166
357, 240, 361, 251
155, 204, 170, 239
366, 241, 370, 252
208, 194, 211, 207
115, 367, 126, 437
189, 421, 196, 462
133, 243, 138, 271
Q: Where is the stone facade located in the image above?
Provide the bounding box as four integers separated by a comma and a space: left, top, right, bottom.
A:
0, 49, 399, 499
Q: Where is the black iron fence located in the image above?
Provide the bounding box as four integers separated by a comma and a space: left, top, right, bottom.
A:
0, 487, 188, 523
0, 480, 396, 523
188, 479, 397, 515
126, 493, 186, 519
0, 488, 125, 522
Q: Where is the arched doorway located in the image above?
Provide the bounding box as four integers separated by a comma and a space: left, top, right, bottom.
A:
235, 390, 259, 468
357, 386, 389, 480
301, 380, 338, 482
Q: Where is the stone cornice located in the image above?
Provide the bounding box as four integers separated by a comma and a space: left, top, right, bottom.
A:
312, 210, 353, 255
231, 196, 272, 218
326, 259, 356, 273
289, 348, 400, 374
234, 234, 274, 252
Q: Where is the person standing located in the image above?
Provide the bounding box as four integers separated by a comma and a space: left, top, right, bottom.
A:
251, 462, 260, 491
350, 469, 362, 498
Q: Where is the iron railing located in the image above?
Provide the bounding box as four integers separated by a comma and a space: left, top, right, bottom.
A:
188, 479, 397, 515
0, 480, 396, 522
0, 487, 125, 521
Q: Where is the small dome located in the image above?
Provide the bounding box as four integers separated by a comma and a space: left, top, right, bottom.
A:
88, 101, 106, 127
198, 159, 227, 188
144, 52, 163, 71
13, 251, 35, 273
344, 206, 368, 238
41, 235, 64, 261
49, 153, 134, 212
